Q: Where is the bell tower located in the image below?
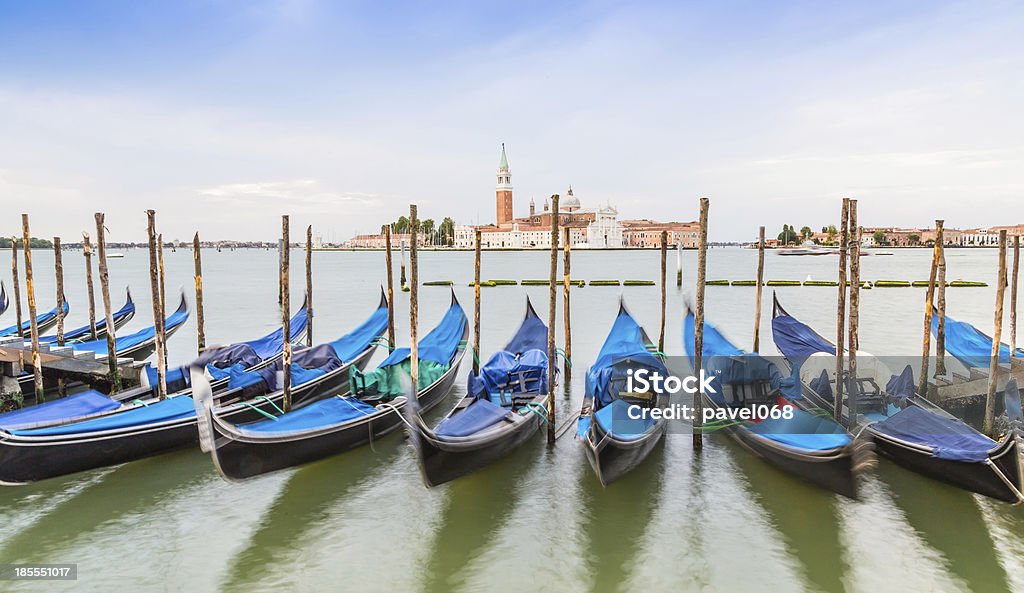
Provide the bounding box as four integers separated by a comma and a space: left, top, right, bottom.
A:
496, 143, 513, 226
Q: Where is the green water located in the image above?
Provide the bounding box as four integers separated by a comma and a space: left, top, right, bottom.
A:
0, 247, 1021, 592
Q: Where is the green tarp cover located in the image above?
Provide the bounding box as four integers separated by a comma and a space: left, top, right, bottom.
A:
351, 359, 449, 399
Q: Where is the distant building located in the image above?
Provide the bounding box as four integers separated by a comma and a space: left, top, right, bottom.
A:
349, 144, 700, 249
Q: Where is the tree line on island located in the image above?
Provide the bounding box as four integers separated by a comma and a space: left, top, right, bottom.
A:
777, 224, 920, 247
0, 237, 54, 249
383, 216, 456, 246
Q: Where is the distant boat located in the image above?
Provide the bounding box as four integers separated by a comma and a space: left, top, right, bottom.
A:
107, 253, 125, 259
777, 241, 836, 256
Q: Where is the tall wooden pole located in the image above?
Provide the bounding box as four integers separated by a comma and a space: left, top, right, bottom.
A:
193, 232, 206, 353
54, 237, 65, 347
984, 230, 1008, 436
1012, 235, 1020, 357
693, 197, 709, 451
919, 220, 943, 397
847, 201, 861, 423
278, 238, 284, 306
281, 216, 292, 411
95, 213, 120, 390
400, 240, 407, 288
83, 232, 97, 340
10, 238, 22, 337
562, 226, 572, 383
384, 225, 396, 351
547, 195, 560, 444
54, 236, 66, 396
835, 198, 850, 420
305, 225, 314, 347
146, 211, 167, 400
473, 229, 482, 375
158, 233, 167, 371
753, 226, 765, 353
676, 243, 683, 287
658, 231, 667, 352
21, 216, 43, 402
409, 206, 419, 395
936, 226, 948, 376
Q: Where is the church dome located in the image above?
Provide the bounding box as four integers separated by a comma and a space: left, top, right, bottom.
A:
562, 186, 581, 211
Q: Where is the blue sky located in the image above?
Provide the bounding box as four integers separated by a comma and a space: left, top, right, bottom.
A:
1, 0, 1022, 241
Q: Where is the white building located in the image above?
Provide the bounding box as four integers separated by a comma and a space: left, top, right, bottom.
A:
585, 205, 624, 248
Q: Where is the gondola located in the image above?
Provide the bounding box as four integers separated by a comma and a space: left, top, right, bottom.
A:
193, 290, 467, 482
0, 294, 387, 485
0, 298, 312, 430
404, 296, 549, 487
15, 288, 137, 396
772, 293, 1024, 504
932, 307, 1024, 367
0, 281, 7, 317
682, 304, 863, 498
66, 290, 190, 361
0, 299, 69, 337
40, 286, 136, 343
577, 300, 667, 486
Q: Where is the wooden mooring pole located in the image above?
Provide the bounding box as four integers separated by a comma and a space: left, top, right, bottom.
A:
659, 231, 667, 352
847, 201, 861, 423
54, 236, 66, 396
935, 225, 948, 376
83, 232, 97, 340
384, 225, 396, 352
563, 226, 572, 383
21, 215, 43, 402
547, 194, 560, 444
400, 240, 408, 289
10, 237, 22, 337
919, 220, 943, 397
1012, 235, 1020, 357
409, 206, 419, 395
835, 198, 850, 420
95, 213, 120, 390
193, 232, 206, 353
753, 226, 765, 353
473, 229, 482, 375
281, 216, 292, 412
984, 230, 1008, 436
676, 243, 683, 287
146, 211, 167, 400
158, 234, 167, 371
693, 197, 709, 451
306, 225, 314, 347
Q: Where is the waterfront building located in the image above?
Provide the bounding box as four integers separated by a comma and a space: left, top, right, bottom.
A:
347, 144, 700, 249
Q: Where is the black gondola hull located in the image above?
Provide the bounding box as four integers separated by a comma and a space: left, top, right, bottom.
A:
412, 409, 544, 487
208, 354, 462, 481
583, 420, 665, 486
0, 347, 375, 484
704, 395, 859, 498
868, 427, 1023, 504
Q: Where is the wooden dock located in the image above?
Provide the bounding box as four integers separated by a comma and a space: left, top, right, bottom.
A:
0, 336, 142, 394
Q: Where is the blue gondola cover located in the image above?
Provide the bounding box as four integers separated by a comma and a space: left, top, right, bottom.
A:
11, 396, 196, 436
435, 399, 510, 437
0, 390, 120, 430
931, 312, 1024, 367
871, 405, 996, 462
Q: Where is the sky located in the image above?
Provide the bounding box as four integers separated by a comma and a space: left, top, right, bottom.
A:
0, 0, 1022, 242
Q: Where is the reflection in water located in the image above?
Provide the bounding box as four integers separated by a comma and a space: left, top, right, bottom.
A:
579, 439, 666, 593
221, 435, 406, 593
0, 449, 211, 561
420, 435, 544, 593
725, 436, 847, 593
878, 462, 1012, 593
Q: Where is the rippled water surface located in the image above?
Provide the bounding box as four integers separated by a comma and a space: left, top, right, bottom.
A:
1, 246, 1021, 593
